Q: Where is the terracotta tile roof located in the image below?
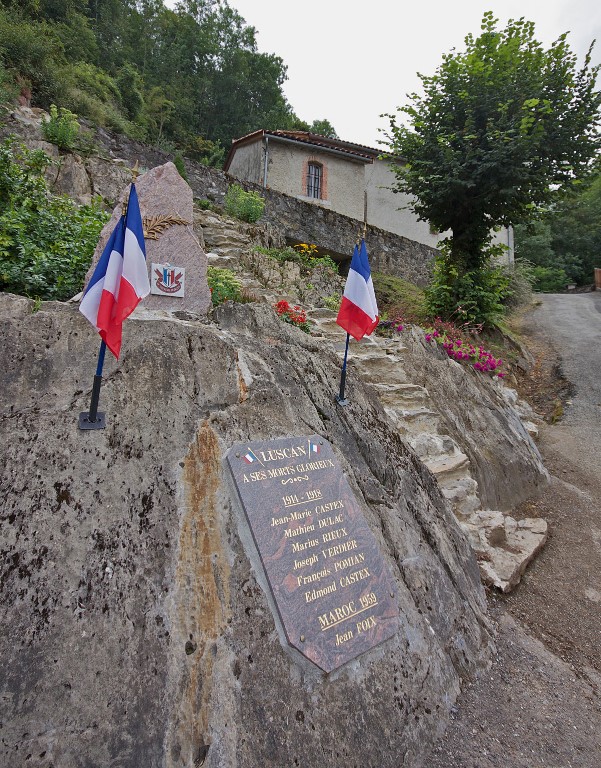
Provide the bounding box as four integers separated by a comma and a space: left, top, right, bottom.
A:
224, 129, 382, 172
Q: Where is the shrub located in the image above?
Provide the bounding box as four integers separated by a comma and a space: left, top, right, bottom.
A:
426, 239, 509, 328
423, 316, 506, 378
207, 266, 242, 305
173, 152, 188, 182
41, 104, 80, 149
273, 300, 311, 333
0, 8, 63, 108
501, 260, 535, 308
184, 135, 225, 168
0, 137, 109, 301
530, 265, 569, 293
224, 183, 265, 223
254, 244, 338, 274
0, 62, 19, 108
425, 244, 511, 327
323, 294, 341, 311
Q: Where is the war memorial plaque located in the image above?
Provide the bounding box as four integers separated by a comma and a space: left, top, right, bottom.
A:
227, 435, 399, 673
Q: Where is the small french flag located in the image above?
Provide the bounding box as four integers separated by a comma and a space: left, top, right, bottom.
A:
79, 184, 149, 359
336, 238, 379, 341
309, 441, 320, 456
243, 449, 259, 464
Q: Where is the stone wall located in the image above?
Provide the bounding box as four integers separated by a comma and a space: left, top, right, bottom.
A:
1, 108, 437, 286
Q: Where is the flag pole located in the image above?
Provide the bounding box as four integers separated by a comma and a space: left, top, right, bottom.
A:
335, 225, 363, 407
335, 205, 376, 406
78, 165, 138, 431
79, 340, 107, 429
336, 332, 351, 406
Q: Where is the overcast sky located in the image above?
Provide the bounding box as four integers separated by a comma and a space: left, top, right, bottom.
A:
166, 0, 601, 148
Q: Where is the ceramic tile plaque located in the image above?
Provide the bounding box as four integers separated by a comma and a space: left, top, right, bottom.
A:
227, 435, 399, 673
150, 263, 185, 297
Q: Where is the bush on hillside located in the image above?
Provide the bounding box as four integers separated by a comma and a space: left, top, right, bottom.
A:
41, 104, 80, 149
530, 265, 569, 293
224, 183, 264, 223
0, 137, 109, 301
207, 267, 242, 305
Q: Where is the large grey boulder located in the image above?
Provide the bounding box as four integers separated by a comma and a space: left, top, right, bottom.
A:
0, 296, 491, 767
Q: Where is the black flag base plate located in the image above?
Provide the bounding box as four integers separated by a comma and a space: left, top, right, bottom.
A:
335, 395, 349, 407
78, 411, 106, 430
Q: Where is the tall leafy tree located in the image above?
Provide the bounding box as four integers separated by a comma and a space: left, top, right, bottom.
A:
386, 13, 601, 323
0, 0, 335, 164
309, 119, 338, 138
516, 166, 601, 286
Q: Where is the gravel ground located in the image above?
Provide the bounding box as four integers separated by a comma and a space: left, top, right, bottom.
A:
422, 294, 601, 768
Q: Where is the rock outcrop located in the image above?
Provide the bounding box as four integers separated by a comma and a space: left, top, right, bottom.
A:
0, 108, 553, 765
1, 294, 492, 767
197, 222, 550, 594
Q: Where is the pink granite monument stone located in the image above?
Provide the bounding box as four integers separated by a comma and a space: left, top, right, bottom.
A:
83, 162, 211, 315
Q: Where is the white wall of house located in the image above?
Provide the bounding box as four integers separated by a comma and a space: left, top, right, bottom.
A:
365, 160, 436, 245
226, 140, 264, 185
266, 142, 366, 220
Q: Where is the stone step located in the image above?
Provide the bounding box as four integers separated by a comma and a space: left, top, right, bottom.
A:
406, 432, 457, 461
440, 477, 481, 518
372, 385, 431, 410
424, 451, 470, 479
307, 308, 338, 320
384, 405, 441, 435
204, 232, 250, 248
459, 511, 548, 593
310, 322, 347, 339
207, 252, 239, 268
351, 358, 409, 385
208, 245, 247, 258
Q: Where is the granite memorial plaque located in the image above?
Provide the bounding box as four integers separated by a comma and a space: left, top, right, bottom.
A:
227, 435, 399, 673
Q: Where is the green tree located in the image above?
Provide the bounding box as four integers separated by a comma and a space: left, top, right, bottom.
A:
551, 170, 601, 284
309, 119, 338, 138
144, 86, 176, 146
385, 13, 601, 324
116, 62, 144, 121
0, 0, 336, 165
516, 168, 601, 286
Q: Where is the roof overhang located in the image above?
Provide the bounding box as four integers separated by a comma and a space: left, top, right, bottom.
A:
224, 129, 380, 172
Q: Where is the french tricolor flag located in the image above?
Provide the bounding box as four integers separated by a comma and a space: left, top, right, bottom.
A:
336, 239, 379, 340
243, 449, 259, 464
79, 184, 150, 359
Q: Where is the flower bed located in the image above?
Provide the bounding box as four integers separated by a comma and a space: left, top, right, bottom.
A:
273, 300, 311, 333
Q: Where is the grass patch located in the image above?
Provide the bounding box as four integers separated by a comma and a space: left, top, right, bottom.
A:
372, 272, 428, 323
253, 245, 338, 275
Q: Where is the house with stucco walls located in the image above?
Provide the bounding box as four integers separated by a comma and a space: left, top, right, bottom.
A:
224, 129, 514, 262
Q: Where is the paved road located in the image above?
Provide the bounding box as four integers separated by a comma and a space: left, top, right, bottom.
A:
532, 292, 601, 474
